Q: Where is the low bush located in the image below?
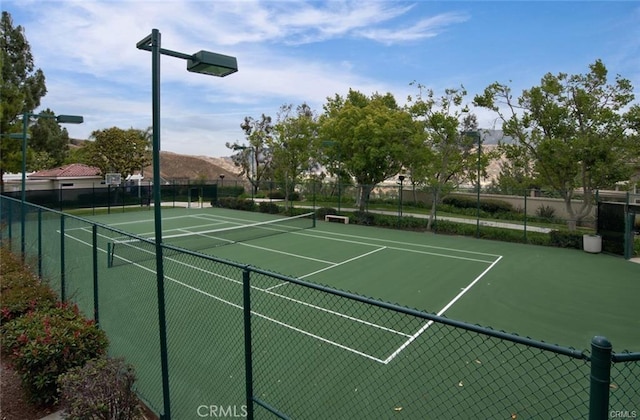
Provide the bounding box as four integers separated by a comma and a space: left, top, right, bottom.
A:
549, 230, 583, 249
214, 197, 257, 212
258, 201, 281, 214
536, 205, 556, 221
315, 207, 337, 219
58, 357, 142, 420
1, 303, 109, 405
218, 186, 245, 198
0, 249, 57, 324
442, 195, 513, 214
267, 190, 285, 199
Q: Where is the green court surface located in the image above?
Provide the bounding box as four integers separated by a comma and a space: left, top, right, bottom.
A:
66, 206, 640, 417
86, 206, 640, 352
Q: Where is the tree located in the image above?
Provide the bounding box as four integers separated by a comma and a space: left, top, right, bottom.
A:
30, 108, 71, 168
319, 89, 416, 211
270, 103, 319, 208
474, 60, 638, 229
406, 83, 482, 230
0, 11, 47, 191
226, 114, 274, 195
85, 127, 151, 178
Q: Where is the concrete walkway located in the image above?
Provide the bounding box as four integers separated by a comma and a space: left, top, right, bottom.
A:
303, 205, 553, 233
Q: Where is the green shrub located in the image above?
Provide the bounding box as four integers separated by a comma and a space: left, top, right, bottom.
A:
267, 190, 285, 199
352, 211, 375, 225
536, 205, 556, 221
315, 207, 337, 219
214, 197, 256, 212
218, 186, 245, 198
58, 357, 142, 420
0, 249, 57, 323
442, 195, 513, 214
1, 303, 109, 405
258, 201, 281, 214
549, 230, 583, 249
0, 274, 57, 324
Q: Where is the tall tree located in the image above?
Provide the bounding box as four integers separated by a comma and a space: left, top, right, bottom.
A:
474, 60, 637, 229
319, 89, 416, 211
0, 11, 47, 190
406, 83, 482, 230
270, 103, 319, 208
85, 127, 151, 178
226, 114, 273, 195
30, 108, 71, 168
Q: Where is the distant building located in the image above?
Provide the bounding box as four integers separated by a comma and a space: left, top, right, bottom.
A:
3, 164, 103, 192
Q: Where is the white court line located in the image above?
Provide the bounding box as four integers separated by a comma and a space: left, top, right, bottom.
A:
295, 229, 501, 259
72, 223, 503, 365
293, 230, 496, 264
234, 242, 334, 265
382, 255, 503, 364
86, 230, 410, 345
101, 213, 213, 227
265, 247, 387, 291
66, 231, 396, 362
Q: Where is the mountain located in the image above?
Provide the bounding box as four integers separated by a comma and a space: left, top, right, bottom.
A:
143, 152, 242, 183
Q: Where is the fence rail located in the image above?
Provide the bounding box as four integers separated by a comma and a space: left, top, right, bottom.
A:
1, 195, 638, 419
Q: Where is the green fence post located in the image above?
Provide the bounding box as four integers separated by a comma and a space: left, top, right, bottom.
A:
242, 269, 254, 420
92, 225, 99, 326
37, 208, 42, 278
60, 214, 66, 302
523, 189, 528, 243
7, 201, 13, 245
589, 336, 612, 420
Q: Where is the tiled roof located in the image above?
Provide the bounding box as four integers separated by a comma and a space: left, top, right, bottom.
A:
29, 164, 101, 178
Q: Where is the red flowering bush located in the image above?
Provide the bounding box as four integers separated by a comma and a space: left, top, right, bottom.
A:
1, 302, 109, 405
0, 249, 57, 323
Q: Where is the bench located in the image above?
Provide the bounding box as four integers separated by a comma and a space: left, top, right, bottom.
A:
325, 215, 349, 224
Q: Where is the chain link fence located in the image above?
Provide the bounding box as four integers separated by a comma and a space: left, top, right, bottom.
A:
1, 195, 638, 419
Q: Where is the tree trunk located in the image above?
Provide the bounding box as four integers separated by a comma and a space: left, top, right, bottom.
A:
427, 187, 440, 231
357, 184, 372, 212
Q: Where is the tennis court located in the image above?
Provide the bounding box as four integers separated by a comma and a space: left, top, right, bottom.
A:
65, 206, 640, 418
85, 207, 640, 347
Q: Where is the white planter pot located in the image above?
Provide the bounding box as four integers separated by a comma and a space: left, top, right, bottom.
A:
583, 234, 602, 253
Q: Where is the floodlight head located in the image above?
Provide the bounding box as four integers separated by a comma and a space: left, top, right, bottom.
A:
187, 51, 238, 77
398, 175, 406, 182
56, 115, 84, 124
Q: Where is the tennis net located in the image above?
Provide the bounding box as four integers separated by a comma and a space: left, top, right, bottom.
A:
108, 212, 315, 267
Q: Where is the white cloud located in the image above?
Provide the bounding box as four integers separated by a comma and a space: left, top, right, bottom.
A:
5, 0, 638, 158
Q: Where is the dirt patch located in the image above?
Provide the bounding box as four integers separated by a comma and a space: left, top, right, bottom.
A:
0, 357, 58, 420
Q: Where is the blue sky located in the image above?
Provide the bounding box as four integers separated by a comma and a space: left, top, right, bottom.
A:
3, 1, 639, 157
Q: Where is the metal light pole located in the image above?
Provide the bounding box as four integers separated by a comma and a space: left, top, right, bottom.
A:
18, 112, 83, 259
137, 29, 237, 420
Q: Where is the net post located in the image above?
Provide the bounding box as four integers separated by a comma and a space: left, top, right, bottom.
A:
107, 242, 113, 268
589, 335, 612, 420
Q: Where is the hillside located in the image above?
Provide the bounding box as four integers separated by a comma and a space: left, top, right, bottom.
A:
70, 139, 242, 182
144, 151, 242, 183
